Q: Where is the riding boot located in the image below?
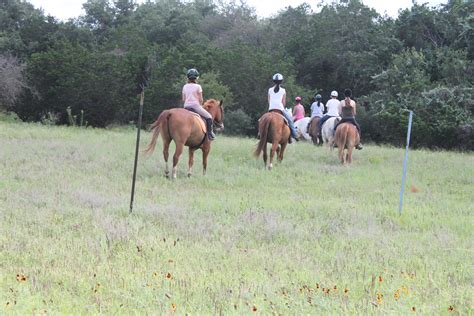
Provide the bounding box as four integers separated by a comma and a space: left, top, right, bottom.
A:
205, 118, 216, 141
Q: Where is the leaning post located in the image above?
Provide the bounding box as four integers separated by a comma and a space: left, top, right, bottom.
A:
129, 85, 145, 214
399, 110, 413, 215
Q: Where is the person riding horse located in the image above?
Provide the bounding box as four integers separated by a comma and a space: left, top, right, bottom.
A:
317, 90, 340, 136
182, 68, 215, 141
292, 96, 305, 122
334, 89, 363, 150
268, 73, 298, 143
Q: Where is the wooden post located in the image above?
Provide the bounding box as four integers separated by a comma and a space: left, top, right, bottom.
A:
399, 110, 413, 215
129, 87, 145, 214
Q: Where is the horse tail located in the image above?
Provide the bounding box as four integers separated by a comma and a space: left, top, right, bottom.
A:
143, 110, 170, 154
254, 115, 270, 157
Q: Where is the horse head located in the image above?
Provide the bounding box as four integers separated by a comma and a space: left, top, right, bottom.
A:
204, 99, 224, 132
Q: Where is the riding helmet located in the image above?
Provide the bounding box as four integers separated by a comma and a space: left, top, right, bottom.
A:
330, 90, 338, 97
187, 68, 200, 79
295, 96, 302, 101
315, 94, 322, 100
272, 73, 283, 81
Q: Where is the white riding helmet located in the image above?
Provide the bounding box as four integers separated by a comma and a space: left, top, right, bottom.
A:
272, 73, 283, 81
331, 90, 338, 97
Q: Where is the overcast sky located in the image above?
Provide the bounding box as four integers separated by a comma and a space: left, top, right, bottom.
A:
27, 0, 448, 21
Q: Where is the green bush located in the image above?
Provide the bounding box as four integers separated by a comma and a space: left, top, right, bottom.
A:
223, 109, 253, 136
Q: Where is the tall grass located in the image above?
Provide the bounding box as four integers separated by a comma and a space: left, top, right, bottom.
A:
0, 121, 472, 314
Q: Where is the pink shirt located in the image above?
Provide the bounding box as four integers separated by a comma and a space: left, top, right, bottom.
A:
292, 104, 305, 121
182, 83, 202, 107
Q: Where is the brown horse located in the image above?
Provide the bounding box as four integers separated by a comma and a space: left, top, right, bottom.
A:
254, 111, 291, 170
308, 116, 321, 145
144, 99, 224, 178
334, 123, 360, 165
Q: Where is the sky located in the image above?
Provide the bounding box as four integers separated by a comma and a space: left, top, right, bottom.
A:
27, 0, 448, 21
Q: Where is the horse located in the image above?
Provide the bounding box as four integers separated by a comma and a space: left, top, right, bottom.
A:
144, 99, 224, 179
321, 117, 340, 150
254, 111, 291, 170
334, 123, 360, 165
294, 117, 312, 141
307, 116, 321, 144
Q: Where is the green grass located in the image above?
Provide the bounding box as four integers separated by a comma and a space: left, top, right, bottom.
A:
0, 121, 472, 314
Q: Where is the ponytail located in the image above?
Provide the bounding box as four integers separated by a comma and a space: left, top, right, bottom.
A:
345, 97, 351, 107
273, 80, 282, 93
317, 100, 321, 107
274, 83, 280, 93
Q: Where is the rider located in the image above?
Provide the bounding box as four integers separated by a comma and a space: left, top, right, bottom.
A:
317, 90, 340, 135
292, 96, 305, 122
310, 94, 325, 119
334, 89, 363, 150
268, 73, 298, 142
182, 68, 215, 141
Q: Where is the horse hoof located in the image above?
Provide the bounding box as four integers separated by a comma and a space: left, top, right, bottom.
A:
187, 173, 192, 178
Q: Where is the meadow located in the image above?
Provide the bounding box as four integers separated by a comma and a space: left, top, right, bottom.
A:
0, 121, 472, 314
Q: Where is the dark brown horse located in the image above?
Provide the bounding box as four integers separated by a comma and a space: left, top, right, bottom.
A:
308, 116, 321, 145
254, 111, 291, 170
334, 123, 359, 165
144, 99, 224, 178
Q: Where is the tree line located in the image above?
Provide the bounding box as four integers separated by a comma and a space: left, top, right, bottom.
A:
0, 0, 473, 149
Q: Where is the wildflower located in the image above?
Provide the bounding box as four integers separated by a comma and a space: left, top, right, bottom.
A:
376, 293, 383, 305
378, 276, 383, 283
16, 274, 27, 282
411, 306, 416, 312
448, 306, 455, 312
171, 303, 177, 311
166, 273, 172, 280
252, 305, 257, 312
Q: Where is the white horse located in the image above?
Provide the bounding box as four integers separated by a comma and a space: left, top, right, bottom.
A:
294, 117, 312, 141
321, 117, 340, 149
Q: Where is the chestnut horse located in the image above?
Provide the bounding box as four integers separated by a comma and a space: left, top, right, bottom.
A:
334, 122, 360, 165
307, 116, 321, 145
144, 99, 224, 178
254, 112, 291, 170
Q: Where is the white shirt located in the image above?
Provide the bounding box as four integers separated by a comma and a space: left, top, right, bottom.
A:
268, 86, 286, 112
326, 98, 340, 116
310, 102, 325, 118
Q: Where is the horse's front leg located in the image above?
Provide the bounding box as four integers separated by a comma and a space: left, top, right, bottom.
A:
202, 144, 210, 176
188, 148, 195, 178
172, 142, 184, 179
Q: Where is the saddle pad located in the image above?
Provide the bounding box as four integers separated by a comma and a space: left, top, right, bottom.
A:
192, 115, 206, 133
185, 108, 207, 133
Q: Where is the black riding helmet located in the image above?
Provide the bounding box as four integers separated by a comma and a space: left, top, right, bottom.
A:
187, 68, 199, 80
315, 94, 322, 100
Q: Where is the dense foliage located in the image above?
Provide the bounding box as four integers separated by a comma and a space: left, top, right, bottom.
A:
0, 0, 473, 149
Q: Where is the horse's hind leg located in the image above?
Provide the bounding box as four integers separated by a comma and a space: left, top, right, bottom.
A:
278, 143, 287, 162
162, 140, 170, 178
269, 142, 278, 170
338, 147, 345, 164
347, 147, 354, 164
262, 143, 268, 167
188, 148, 195, 177
172, 142, 184, 179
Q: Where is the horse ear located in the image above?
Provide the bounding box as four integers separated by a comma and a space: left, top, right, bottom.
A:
219, 100, 223, 108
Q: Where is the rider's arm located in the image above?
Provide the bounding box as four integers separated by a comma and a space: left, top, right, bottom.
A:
282, 93, 286, 107
353, 101, 357, 115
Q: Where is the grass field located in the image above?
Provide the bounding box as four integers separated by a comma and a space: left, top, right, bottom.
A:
0, 121, 473, 314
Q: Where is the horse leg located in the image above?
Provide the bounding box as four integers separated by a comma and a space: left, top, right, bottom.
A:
338, 146, 345, 164
202, 146, 210, 176
262, 143, 268, 168
278, 143, 287, 162
347, 146, 354, 164
188, 148, 195, 177
269, 142, 278, 170
172, 142, 184, 179
163, 140, 170, 178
